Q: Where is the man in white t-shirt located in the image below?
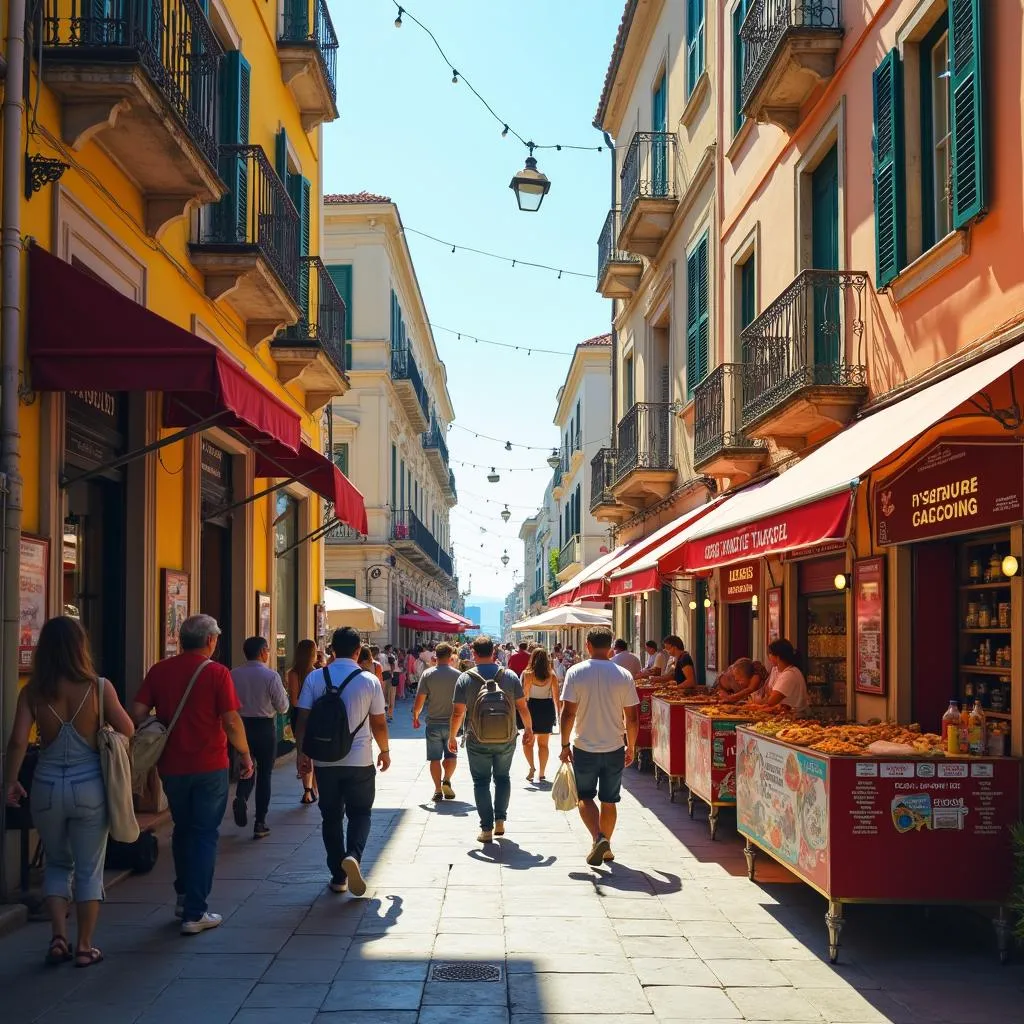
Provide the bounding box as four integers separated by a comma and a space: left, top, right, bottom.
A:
611, 639, 643, 679
295, 626, 390, 897
560, 627, 640, 867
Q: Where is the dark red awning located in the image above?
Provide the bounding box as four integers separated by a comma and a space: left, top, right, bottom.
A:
398, 608, 462, 633
255, 442, 368, 536
28, 245, 301, 451
405, 600, 477, 630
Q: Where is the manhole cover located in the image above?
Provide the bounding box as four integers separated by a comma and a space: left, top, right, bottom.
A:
431, 962, 502, 983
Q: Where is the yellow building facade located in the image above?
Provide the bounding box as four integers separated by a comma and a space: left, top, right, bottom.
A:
0, 0, 360, 742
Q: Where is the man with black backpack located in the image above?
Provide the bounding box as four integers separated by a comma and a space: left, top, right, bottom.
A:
294, 626, 390, 896
448, 635, 534, 844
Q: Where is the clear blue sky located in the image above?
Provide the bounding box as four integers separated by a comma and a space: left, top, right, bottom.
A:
323, 0, 624, 604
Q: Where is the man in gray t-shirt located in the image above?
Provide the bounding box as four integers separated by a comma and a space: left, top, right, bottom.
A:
449, 636, 533, 844
412, 642, 462, 802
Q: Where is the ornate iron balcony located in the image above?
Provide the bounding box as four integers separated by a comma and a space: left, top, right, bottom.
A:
275, 255, 348, 375
390, 346, 430, 420
281, 0, 339, 102
393, 507, 453, 579
614, 403, 674, 484
598, 208, 641, 279
620, 132, 677, 226
740, 269, 868, 429
590, 447, 618, 512
558, 535, 581, 574
741, 0, 842, 111
694, 363, 767, 465
422, 423, 450, 466
198, 144, 298, 299
529, 585, 547, 607
42, 0, 222, 168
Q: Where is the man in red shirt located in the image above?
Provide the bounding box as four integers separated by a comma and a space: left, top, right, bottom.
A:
133, 614, 253, 935
508, 642, 530, 677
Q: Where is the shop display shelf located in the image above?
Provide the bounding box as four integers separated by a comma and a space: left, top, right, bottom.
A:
959, 665, 1012, 675
959, 582, 1012, 591
960, 627, 1011, 634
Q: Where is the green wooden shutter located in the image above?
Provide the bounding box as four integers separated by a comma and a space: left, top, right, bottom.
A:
287, 173, 310, 315
332, 443, 349, 476
327, 264, 353, 366
686, 250, 699, 396
872, 49, 905, 288
733, 0, 748, 133
275, 128, 289, 183
687, 0, 705, 94
686, 235, 709, 395
696, 234, 709, 386
949, 0, 985, 228
215, 51, 251, 243
740, 255, 756, 329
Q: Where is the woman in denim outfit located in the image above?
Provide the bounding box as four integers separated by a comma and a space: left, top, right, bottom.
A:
4, 616, 134, 966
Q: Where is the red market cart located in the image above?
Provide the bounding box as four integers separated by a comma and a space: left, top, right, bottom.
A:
684, 707, 756, 839
651, 696, 688, 800
735, 725, 1021, 964
634, 684, 654, 772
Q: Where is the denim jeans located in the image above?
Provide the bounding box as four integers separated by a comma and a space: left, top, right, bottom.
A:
162, 769, 229, 922
466, 740, 516, 831
314, 765, 376, 879
235, 717, 277, 823
31, 757, 108, 903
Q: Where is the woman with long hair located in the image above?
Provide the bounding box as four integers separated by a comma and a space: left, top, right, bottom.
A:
521, 647, 560, 783
288, 639, 319, 804
4, 616, 134, 967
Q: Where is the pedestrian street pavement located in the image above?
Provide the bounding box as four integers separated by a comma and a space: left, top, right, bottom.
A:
1, 707, 1023, 1023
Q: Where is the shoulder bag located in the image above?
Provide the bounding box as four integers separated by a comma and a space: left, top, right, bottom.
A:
96, 678, 141, 843
131, 659, 211, 791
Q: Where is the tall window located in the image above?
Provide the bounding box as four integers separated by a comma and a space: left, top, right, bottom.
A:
331, 442, 349, 476
686, 233, 710, 396
687, 0, 706, 96
922, 13, 952, 248
739, 254, 756, 334
732, 0, 750, 133
391, 444, 397, 507
623, 353, 635, 411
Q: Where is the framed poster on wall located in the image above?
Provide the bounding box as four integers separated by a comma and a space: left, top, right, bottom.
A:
315, 603, 328, 644
766, 587, 782, 645
19, 535, 49, 671
256, 591, 271, 643
705, 603, 717, 673
161, 569, 190, 657
854, 557, 886, 695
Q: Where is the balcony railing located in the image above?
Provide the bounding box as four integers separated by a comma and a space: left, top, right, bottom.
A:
392, 508, 453, 579
694, 364, 767, 465
390, 346, 430, 419
199, 144, 298, 298
42, 0, 222, 168
614, 402, 673, 483
558, 535, 581, 574
447, 469, 457, 501
281, 0, 339, 102
598, 208, 641, 279
324, 521, 364, 543
740, 269, 868, 428
276, 256, 348, 375
422, 423, 449, 466
620, 131, 677, 226
590, 448, 618, 512
740, 0, 842, 110
530, 585, 546, 607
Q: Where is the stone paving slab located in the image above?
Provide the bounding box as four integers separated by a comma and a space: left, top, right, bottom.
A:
0, 711, 1022, 1024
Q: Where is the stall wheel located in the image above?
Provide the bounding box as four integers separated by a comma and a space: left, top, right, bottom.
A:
708, 808, 719, 841
687, 790, 694, 818
743, 842, 757, 882
825, 901, 844, 965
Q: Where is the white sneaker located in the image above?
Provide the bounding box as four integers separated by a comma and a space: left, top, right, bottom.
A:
341, 855, 367, 897
180, 912, 223, 935
477, 829, 493, 843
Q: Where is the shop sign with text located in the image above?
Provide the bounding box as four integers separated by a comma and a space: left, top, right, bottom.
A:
724, 561, 760, 602
875, 440, 1024, 546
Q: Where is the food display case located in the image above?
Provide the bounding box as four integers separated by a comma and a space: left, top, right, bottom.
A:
684, 707, 757, 839
651, 696, 688, 800
735, 725, 1021, 963
635, 684, 655, 772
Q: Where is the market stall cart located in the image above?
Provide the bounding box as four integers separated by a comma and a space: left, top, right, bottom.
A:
635, 684, 654, 772
735, 725, 1021, 963
651, 696, 687, 800
684, 707, 756, 839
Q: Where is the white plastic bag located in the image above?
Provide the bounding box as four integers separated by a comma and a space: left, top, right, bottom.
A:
551, 761, 579, 812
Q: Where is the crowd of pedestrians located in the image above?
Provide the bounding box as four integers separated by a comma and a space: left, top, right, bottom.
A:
3, 613, 695, 966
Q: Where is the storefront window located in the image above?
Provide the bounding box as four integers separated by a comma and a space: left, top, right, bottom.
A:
274, 492, 300, 675
800, 592, 847, 712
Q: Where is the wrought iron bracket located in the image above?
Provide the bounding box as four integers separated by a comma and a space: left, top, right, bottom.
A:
25, 154, 70, 200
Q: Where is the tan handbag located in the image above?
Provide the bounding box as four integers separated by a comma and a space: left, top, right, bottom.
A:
96, 678, 141, 844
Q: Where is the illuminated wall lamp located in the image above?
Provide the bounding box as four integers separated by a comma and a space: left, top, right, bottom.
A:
1002, 554, 1020, 578
834, 573, 853, 591
751, 594, 759, 619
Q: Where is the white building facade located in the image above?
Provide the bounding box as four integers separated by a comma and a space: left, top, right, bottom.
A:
321, 193, 458, 645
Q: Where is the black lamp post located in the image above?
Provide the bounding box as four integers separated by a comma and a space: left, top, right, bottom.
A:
509, 143, 550, 212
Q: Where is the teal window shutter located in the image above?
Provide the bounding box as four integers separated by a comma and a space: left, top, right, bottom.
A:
215, 51, 251, 243
275, 128, 289, 183
327, 265, 353, 359
872, 49, 905, 288
949, 0, 985, 228
332, 442, 349, 476
687, 0, 705, 95
286, 174, 310, 316
686, 234, 709, 396
740, 255, 756, 330
733, 0, 748, 133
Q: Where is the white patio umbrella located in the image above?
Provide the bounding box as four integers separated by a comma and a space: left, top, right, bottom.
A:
510, 605, 613, 631
323, 588, 386, 632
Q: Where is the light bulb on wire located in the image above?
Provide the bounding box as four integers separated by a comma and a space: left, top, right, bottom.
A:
451, 69, 459, 84
394, 6, 403, 27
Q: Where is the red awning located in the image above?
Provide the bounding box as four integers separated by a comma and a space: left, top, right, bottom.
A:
404, 601, 476, 630
255, 442, 368, 535
28, 245, 301, 451
664, 489, 854, 573
398, 603, 463, 634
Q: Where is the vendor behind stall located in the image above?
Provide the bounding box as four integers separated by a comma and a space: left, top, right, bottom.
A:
648, 635, 697, 692
751, 639, 809, 713
715, 658, 768, 704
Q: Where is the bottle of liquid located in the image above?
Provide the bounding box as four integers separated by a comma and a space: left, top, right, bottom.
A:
943, 701, 961, 755
959, 709, 970, 754
968, 701, 986, 755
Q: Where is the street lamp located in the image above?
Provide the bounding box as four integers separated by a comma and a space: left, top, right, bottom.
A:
501, 549, 510, 567
546, 449, 560, 469
509, 143, 550, 213
501, 505, 511, 523
488, 467, 500, 483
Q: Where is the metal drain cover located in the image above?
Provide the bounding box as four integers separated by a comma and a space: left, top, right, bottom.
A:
431, 962, 502, 983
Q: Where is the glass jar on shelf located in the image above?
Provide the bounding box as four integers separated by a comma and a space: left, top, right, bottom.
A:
978, 600, 992, 629
989, 547, 1003, 581
969, 558, 983, 582
998, 602, 1011, 629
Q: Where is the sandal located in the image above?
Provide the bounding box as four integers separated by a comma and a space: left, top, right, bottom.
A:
45, 936, 73, 966
526, 769, 536, 782
74, 947, 104, 968
301, 788, 316, 805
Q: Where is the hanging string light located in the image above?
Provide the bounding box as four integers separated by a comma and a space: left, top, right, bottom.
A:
430, 322, 583, 358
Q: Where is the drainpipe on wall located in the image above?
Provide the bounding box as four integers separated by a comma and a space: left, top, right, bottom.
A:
0, 0, 27, 902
